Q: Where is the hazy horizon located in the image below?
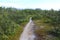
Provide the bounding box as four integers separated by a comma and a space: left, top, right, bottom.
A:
0, 0, 60, 10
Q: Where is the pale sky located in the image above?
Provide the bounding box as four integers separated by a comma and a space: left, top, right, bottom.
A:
0, 0, 60, 10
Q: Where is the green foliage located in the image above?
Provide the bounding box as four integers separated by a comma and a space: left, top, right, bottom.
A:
0, 7, 60, 40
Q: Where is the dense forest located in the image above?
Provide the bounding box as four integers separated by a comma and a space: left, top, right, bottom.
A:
0, 7, 60, 40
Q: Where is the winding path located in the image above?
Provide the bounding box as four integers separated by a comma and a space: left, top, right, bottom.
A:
19, 18, 36, 40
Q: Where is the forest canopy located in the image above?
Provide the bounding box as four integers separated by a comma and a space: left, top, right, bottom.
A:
0, 7, 60, 40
